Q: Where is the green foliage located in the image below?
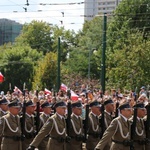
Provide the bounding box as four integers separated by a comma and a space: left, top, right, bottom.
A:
107, 31, 150, 90
32, 52, 57, 90
0, 44, 42, 91
108, 0, 150, 51
15, 20, 53, 54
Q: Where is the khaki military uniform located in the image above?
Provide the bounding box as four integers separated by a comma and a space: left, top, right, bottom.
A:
103, 111, 113, 150
38, 113, 50, 150
0, 110, 7, 150
0, 113, 22, 150
0, 111, 7, 118
132, 118, 146, 150
95, 115, 131, 150
86, 112, 101, 150
22, 113, 35, 150
30, 113, 66, 150
66, 113, 83, 150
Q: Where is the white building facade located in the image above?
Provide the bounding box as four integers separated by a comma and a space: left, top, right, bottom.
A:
84, 0, 122, 21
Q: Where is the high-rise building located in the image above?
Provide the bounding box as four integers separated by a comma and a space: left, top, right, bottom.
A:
84, 0, 122, 21
0, 19, 23, 45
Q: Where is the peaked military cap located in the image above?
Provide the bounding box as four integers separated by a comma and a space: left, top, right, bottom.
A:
104, 99, 114, 106
55, 101, 66, 108
90, 100, 101, 107
8, 100, 20, 108
72, 101, 82, 108
0, 98, 8, 105
134, 102, 145, 109
41, 101, 52, 108
26, 100, 35, 107
119, 102, 131, 110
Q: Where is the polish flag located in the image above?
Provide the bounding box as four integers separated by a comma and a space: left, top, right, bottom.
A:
71, 90, 79, 101
60, 83, 68, 92
0, 72, 4, 83
44, 88, 51, 95
13, 86, 22, 94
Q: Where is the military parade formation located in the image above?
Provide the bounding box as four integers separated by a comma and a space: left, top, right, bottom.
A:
0, 84, 149, 150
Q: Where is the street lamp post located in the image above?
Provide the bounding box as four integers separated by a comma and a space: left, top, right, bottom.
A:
101, 13, 107, 94
57, 37, 61, 92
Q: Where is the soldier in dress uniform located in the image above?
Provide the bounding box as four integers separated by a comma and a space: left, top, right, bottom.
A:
86, 100, 101, 150
27, 100, 67, 150
0, 100, 22, 150
103, 99, 114, 150
130, 102, 146, 150
38, 101, 52, 150
0, 98, 9, 150
0, 98, 8, 117
22, 100, 36, 150
95, 102, 133, 150
66, 101, 83, 150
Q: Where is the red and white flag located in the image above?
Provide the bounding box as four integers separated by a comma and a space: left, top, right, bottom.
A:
44, 88, 51, 95
0, 72, 4, 83
60, 83, 68, 92
71, 90, 79, 101
14, 86, 22, 94
60, 83, 79, 101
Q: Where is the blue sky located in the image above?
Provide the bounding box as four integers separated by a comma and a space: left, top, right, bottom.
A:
0, 0, 84, 32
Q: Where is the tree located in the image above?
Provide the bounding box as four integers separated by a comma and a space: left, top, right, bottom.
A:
0, 44, 43, 92
32, 52, 57, 90
62, 17, 103, 81
106, 31, 150, 90
108, 0, 150, 51
15, 20, 53, 55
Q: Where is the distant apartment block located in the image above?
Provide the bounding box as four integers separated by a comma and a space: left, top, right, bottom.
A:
0, 19, 22, 45
84, 0, 122, 21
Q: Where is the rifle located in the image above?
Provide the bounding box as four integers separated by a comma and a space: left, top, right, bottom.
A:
66, 89, 71, 134
35, 88, 40, 134
20, 83, 26, 140
115, 101, 119, 118
83, 104, 89, 141
100, 103, 105, 138
130, 87, 138, 150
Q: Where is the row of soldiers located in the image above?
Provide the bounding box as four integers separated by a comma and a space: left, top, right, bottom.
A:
0, 95, 150, 150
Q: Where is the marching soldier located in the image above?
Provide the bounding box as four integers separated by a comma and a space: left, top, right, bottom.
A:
22, 100, 36, 150
0, 98, 8, 150
66, 101, 83, 150
38, 101, 52, 150
130, 102, 146, 150
103, 99, 114, 150
104, 99, 114, 127
0, 98, 8, 117
95, 102, 133, 150
27, 100, 67, 150
0, 100, 22, 150
86, 100, 101, 150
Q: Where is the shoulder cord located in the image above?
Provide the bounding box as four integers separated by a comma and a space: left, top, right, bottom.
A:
25, 120, 34, 133
52, 118, 66, 135
71, 119, 82, 135
135, 127, 144, 136
116, 120, 129, 138
89, 116, 99, 132
3, 117, 19, 133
